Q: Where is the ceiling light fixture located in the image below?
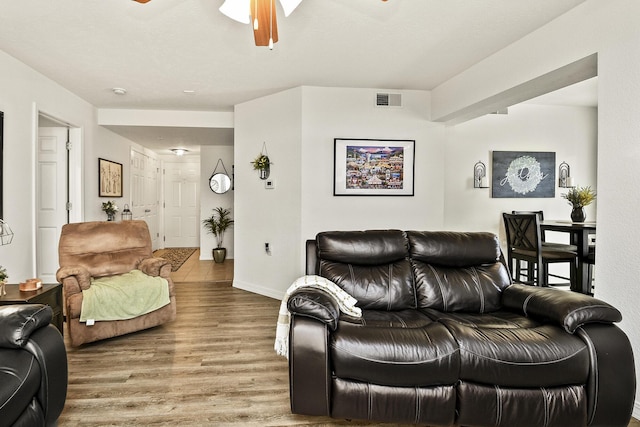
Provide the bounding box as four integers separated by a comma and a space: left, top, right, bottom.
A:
219, 0, 303, 48
171, 148, 188, 156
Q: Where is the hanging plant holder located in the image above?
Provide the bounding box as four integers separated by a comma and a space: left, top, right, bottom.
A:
252, 142, 272, 180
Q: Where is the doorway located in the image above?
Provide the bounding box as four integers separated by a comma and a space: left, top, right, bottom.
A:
36, 112, 82, 283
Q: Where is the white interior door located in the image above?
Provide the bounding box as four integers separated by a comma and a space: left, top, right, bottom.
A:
131, 149, 160, 249
163, 161, 200, 247
36, 126, 68, 283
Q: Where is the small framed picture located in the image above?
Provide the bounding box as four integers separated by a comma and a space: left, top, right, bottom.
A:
98, 158, 123, 197
334, 138, 415, 196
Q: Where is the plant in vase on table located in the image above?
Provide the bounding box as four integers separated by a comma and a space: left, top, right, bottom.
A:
101, 200, 119, 221
202, 207, 234, 263
562, 186, 596, 222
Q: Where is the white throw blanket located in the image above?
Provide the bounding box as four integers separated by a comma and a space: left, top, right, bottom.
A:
274, 275, 362, 359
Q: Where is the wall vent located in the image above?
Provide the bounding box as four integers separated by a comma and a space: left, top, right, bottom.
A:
375, 93, 402, 107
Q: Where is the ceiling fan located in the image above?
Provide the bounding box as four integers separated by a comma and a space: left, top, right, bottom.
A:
132, 0, 302, 48
219, 0, 303, 49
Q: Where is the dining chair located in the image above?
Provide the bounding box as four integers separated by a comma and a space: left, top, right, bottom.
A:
511, 210, 577, 252
503, 212, 578, 287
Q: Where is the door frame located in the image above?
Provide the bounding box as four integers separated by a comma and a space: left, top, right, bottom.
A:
32, 104, 83, 276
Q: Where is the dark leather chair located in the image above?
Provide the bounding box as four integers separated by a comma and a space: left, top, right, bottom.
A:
503, 212, 578, 287
0, 304, 67, 426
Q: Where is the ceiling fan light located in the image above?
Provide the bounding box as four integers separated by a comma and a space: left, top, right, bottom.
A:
279, 0, 303, 17
219, 0, 251, 24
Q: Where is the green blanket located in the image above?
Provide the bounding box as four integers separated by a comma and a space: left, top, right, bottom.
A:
81, 270, 170, 322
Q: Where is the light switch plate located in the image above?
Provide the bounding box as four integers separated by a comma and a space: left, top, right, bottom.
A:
265, 179, 275, 189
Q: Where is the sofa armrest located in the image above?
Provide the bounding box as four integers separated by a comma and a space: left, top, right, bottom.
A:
24, 324, 68, 425
138, 257, 172, 279
287, 288, 340, 331
502, 283, 622, 333
289, 316, 331, 416
0, 305, 53, 348
56, 265, 91, 293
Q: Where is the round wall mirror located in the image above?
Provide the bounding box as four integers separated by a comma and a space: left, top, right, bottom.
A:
209, 173, 231, 194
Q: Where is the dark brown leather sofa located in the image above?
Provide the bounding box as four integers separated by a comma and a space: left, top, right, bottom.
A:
288, 230, 635, 426
0, 304, 67, 426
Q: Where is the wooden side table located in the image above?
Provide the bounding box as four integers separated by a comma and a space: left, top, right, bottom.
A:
0, 283, 64, 335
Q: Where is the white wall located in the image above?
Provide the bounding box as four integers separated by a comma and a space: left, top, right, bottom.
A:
443, 103, 598, 241
233, 86, 443, 299
0, 49, 96, 280
200, 146, 234, 259
432, 0, 640, 416
0, 49, 155, 280
300, 87, 444, 241
233, 88, 303, 299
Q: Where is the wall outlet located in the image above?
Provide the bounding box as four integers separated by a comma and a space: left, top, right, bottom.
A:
265, 179, 275, 189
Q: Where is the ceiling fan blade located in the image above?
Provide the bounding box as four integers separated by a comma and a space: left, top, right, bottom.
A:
250, 0, 278, 47
133, 0, 152, 3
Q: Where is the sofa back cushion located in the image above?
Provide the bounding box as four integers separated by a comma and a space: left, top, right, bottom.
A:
407, 231, 511, 312
316, 230, 415, 310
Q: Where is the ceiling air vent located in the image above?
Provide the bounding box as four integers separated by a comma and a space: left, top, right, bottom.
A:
376, 93, 402, 108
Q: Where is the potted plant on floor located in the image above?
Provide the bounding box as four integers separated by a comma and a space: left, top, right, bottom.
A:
202, 207, 234, 263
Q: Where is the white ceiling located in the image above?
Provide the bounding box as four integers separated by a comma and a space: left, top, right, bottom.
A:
1, 0, 592, 153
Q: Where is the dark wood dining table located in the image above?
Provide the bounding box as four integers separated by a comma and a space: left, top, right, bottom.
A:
540, 220, 596, 295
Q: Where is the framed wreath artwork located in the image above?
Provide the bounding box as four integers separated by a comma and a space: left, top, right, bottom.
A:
334, 138, 415, 196
98, 158, 123, 197
491, 151, 555, 198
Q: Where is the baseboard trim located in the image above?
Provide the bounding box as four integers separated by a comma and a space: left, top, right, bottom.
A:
232, 279, 282, 300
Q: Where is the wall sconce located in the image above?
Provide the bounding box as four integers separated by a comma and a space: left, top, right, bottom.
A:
473, 161, 489, 188
121, 204, 133, 221
0, 219, 14, 245
558, 161, 574, 188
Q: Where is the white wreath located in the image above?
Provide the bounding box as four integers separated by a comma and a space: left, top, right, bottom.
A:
505, 156, 542, 195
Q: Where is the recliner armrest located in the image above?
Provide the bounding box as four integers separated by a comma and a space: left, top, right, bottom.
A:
502, 283, 622, 333
138, 257, 172, 279
0, 305, 53, 348
56, 265, 91, 293
287, 289, 340, 331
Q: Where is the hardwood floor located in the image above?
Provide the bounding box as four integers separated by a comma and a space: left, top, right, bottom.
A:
58, 250, 639, 426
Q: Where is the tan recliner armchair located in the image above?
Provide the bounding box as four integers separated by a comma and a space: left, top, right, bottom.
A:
56, 220, 177, 346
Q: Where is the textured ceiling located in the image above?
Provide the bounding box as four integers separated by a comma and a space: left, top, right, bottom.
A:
1, 0, 589, 152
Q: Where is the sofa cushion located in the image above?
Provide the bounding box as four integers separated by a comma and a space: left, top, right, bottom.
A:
0, 349, 42, 425
319, 259, 415, 310
408, 231, 511, 313
425, 310, 590, 387
330, 310, 459, 387
316, 230, 408, 265
407, 231, 502, 267
413, 262, 511, 313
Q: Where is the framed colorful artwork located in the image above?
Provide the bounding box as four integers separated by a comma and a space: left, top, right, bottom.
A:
334, 138, 415, 196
